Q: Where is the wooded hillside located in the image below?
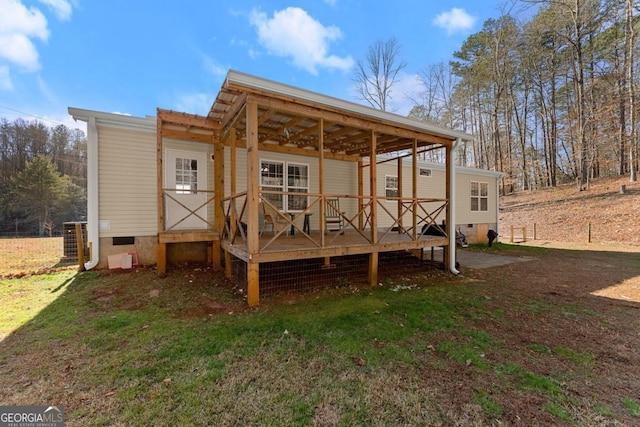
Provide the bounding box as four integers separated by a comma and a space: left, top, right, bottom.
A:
410, 0, 639, 192
499, 176, 640, 245
0, 118, 87, 236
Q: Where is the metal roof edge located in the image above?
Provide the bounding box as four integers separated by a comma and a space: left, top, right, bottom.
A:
224, 70, 474, 142
386, 156, 504, 178
68, 107, 156, 133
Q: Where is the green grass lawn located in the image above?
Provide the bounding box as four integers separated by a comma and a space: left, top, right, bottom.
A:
1, 259, 638, 426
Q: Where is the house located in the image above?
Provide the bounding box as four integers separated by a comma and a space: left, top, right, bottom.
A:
69, 70, 502, 305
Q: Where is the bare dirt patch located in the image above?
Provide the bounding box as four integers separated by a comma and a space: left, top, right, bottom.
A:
457, 243, 640, 423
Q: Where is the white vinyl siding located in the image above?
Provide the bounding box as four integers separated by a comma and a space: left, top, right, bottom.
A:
455, 173, 496, 225
364, 159, 499, 228
98, 126, 157, 237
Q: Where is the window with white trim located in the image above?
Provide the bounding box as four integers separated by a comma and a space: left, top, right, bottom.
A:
287, 163, 309, 211
419, 167, 432, 177
260, 160, 309, 211
471, 181, 488, 211
175, 157, 198, 194
385, 175, 399, 199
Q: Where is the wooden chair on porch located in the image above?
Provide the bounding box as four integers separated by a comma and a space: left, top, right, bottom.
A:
260, 202, 289, 236
324, 198, 345, 234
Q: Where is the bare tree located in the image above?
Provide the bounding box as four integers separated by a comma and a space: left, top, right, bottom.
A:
625, 0, 637, 182
353, 37, 407, 111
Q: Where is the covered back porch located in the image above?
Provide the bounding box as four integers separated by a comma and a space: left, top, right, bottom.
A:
157, 70, 472, 305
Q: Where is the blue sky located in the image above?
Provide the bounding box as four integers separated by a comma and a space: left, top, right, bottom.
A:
0, 0, 512, 133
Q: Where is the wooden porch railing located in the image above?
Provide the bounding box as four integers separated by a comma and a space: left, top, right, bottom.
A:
162, 188, 216, 232
222, 191, 449, 251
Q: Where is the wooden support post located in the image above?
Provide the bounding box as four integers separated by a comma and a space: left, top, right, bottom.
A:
523, 226, 527, 242
229, 129, 237, 239
370, 130, 378, 244
412, 138, 418, 240
246, 100, 260, 305
368, 252, 379, 286
158, 243, 167, 276
156, 115, 166, 274
212, 141, 224, 271
247, 262, 260, 306
510, 226, 514, 243
397, 155, 403, 233
588, 223, 592, 243
444, 143, 452, 268
319, 118, 325, 244
224, 251, 232, 278
358, 159, 364, 230
75, 223, 85, 272
324, 257, 331, 268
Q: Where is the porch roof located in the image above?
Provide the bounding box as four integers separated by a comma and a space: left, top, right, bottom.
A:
207, 70, 473, 159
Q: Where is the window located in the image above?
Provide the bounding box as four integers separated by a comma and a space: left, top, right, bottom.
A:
419, 168, 432, 177
260, 160, 284, 210
175, 157, 198, 194
471, 181, 488, 211
385, 175, 399, 199
260, 160, 308, 211
287, 163, 309, 211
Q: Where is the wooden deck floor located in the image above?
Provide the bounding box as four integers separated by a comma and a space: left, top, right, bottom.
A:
222, 228, 449, 263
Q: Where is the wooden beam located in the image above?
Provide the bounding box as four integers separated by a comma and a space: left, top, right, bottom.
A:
158, 230, 220, 243
161, 128, 217, 144
221, 92, 248, 129
255, 141, 360, 162
157, 109, 219, 130
246, 93, 456, 147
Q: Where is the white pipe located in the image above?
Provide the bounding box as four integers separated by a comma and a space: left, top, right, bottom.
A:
448, 138, 460, 275
495, 174, 501, 244
83, 116, 99, 269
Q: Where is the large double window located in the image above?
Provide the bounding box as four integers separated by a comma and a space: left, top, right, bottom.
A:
260, 160, 309, 212
471, 181, 488, 211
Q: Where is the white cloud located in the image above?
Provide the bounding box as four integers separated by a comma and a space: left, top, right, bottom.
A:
432, 8, 477, 35
0, 0, 74, 74
324, 0, 337, 6
38, 0, 72, 21
249, 7, 354, 75
389, 73, 424, 116
0, 66, 13, 91
0, 0, 49, 71
202, 55, 227, 78
175, 93, 214, 116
